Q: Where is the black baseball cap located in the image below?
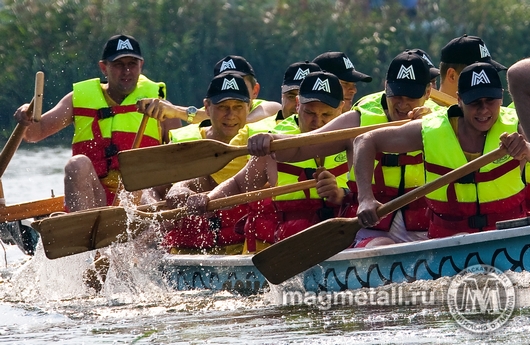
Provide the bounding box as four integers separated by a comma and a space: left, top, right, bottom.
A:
312, 52, 372, 83
101, 34, 143, 62
206, 72, 250, 104
281, 61, 322, 93
458, 62, 503, 105
441, 34, 507, 71
406, 48, 440, 80
298, 71, 344, 108
386, 51, 431, 99
213, 55, 255, 77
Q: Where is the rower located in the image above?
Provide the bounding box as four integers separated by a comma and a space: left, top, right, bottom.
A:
352, 62, 528, 239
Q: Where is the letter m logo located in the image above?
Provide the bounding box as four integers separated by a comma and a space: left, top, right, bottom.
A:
397, 65, 416, 80
220, 59, 236, 72
471, 70, 491, 86
293, 68, 311, 80
117, 39, 133, 51
479, 44, 491, 58
312, 78, 331, 93
221, 78, 239, 90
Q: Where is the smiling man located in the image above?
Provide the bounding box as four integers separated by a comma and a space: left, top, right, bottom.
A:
353, 62, 529, 239
13, 34, 178, 212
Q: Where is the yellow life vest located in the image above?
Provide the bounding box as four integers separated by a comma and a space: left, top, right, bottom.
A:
72, 74, 164, 177
422, 105, 525, 234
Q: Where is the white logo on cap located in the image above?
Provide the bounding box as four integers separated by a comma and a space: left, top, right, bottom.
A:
343, 57, 354, 69
293, 68, 311, 80
221, 78, 239, 91
479, 44, 491, 58
421, 54, 434, 67
312, 78, 331, 93
220, 59, 236, 72
116, 39, 133, 51
471, 70, 491, 86
396, 65, 416, 80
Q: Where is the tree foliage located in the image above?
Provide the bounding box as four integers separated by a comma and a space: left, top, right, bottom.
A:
1, 0, 530, 142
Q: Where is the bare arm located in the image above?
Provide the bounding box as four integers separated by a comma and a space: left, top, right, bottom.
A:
508, 59, 530, 138
247, 110, 360, 162
246, 101, 282, 123
137, 98, 209, 124
186, 155, 274, 214
353, 120, 423, 227
15, 92, 74, 142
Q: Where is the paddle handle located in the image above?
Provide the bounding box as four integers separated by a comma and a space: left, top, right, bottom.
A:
152, 179, 317, 221
430, 89, 457, 107
207, 179, 316, 210
132, 114, 149, 148
376, 147, 508, 218
0, 71, 45, 177
269, 120, 410, 152
32, 71, 45, 122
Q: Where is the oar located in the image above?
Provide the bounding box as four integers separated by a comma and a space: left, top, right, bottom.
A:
32, 179, 316, 259
430, 89, 457, 107
118, 120, 410, 191
111, 114, 150, 206
0, 71, 44, 177
252, 146, 508, 285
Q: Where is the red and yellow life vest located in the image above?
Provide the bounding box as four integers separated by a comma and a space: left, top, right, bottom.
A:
346, 92, 428, 231
72, 75, 164, 178
163, 125, 246, 251
244, 115, 349, 252
422, 107, 526, 238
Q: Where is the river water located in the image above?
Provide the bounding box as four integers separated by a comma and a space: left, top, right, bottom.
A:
1, 145, 530, 344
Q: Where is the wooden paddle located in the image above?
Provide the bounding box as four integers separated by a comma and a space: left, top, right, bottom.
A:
252, 146, 509, 285
118, 119, 410, 191
430, 89, 457, 107
111, 114, 150, 206
32, 179, 316, 259
0, 71, 44, 177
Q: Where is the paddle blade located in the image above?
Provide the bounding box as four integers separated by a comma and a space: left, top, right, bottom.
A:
32, 207, 132, 259
118, 140, 246, 191
252, 217, 359, 285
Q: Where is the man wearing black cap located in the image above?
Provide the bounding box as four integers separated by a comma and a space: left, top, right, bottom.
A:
139, 54, 281, 125
154, 72, 252, 254
13, 34, 179, 212
353, 62, 529, 240
185, 71, 348, 253
438, 34, 507, 99
312, 51, 372, 113
247, 51, 441, 247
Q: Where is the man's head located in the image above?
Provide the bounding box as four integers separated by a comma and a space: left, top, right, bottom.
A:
99, 34, 144, 99
204, 72, 251, 142
296, 71, 344, 133
213, 55, 259, 99
281, 61, 322, 118
405, 48, 440, 88
312, 52, 372, 112
457, 62, 503, 132
385, 51, 432, 121
440, 35, 506, 85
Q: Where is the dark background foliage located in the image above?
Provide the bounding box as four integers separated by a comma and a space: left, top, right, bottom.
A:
1, 0, 530, 144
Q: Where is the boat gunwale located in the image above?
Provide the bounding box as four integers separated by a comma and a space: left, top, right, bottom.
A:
161, 225, 530, 267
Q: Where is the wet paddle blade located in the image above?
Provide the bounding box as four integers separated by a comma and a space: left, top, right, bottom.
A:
33, 207, 131, 259
252, 218, 359, 285
119, 140, 246, 191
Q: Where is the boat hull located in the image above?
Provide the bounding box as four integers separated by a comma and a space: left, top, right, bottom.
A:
160, 226, 530, 293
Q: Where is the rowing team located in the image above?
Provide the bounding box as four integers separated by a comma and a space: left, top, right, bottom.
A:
12, 33, 530, 257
